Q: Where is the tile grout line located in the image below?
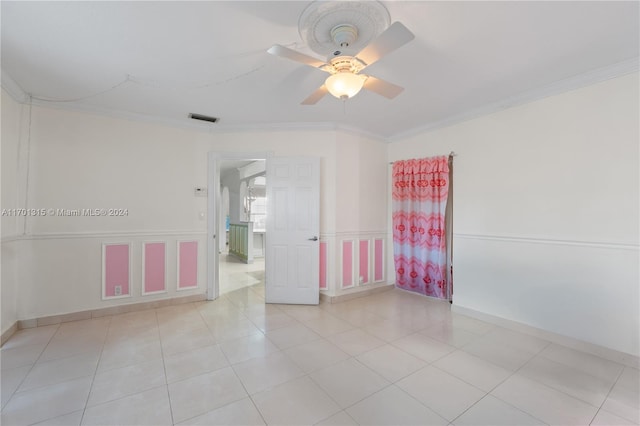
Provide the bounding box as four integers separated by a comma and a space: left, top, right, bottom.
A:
402, 327, 552, 425
228, 352, 270, 426
481, 339, 608, 424
1, 324, 60, 407
4, 319, 111, 424
199, 294, 269, 426
506, 339, 624, 411
384, 334, 489, 425
587, 365, 627, 425
81, 314, 170, 418
154, 309, 177, 426
305, 361, 392, 421
445, 341, 552, 426
78, 316, 112, 426
450, 392, 551, 426
4, 286, 634, 426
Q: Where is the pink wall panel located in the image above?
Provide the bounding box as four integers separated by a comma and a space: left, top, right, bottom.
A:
178, 241, 198, 289
144, 242, 166, 294
374, 239, 384, 282
319, 241, 328, 290
359, 240, 369, 284
104, 244, 129, 298
342, 240, 353, 288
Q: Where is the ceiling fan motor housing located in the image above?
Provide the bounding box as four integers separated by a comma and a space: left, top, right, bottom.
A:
329, 56, 365, 74
331, 24, 358, 47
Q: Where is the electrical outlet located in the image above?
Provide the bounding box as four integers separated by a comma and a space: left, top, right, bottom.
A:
115, 285, 122, 296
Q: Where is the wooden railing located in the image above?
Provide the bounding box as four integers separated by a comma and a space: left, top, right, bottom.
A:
229, 222, 253, 263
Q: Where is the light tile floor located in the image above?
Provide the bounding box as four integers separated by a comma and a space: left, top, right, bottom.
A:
1, 281, 639, 425
219, 253, 265, 295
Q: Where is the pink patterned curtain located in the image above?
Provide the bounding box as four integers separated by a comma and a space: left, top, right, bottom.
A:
393, 156, 450, 299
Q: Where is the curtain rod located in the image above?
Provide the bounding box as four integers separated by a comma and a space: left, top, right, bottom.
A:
389, 151, 456, 165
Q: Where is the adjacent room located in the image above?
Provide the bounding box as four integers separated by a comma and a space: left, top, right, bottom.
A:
1, 1, 638, 425
218, 159, 267, 295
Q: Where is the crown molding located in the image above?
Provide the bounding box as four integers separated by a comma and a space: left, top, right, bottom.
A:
333, 123, 388, 142
6, 58, 637, 144
206, 121, 336, 135
27, 98, 238, 134
388, 57, 640, 143
1, 69, 28, 103
23, 97, 387, 140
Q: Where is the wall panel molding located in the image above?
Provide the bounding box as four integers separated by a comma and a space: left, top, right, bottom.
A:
358, 239, 370, 285
177, 240, 199, 290
319, 241, 328, 290
4, 230, 206, 242
1, 235, 23, 244
454, 233, 638, 251
142, 241, 167, 296
321, 230, 388, 238
102, 243, 132, 300
326, 233, 387, 295
374, 238, 385, 283
340, 240, 355, 289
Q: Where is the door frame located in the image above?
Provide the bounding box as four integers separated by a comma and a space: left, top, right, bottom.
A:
207, 151, 271, 300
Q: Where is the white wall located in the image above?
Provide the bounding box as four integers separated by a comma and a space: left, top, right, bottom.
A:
4, 100, 392, 318
388, 72, 639, 356
329, 132, 389, 294
335, 132, 388, 233
27, 108, 211, 235
12, 106, 213, 320
1, 89, 22, 239
1, 88, 25, 334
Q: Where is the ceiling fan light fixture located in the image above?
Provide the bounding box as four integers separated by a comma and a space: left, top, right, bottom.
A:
325, 72, 367, 100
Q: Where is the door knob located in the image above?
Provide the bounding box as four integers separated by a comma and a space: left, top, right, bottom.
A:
308, 236, 318, 241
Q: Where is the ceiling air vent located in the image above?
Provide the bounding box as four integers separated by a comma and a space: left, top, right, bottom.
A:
189, 113, 218, 123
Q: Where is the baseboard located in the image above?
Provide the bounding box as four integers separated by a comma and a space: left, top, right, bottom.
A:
1, 322, 18, 346
14, 293, 207, 332
322, 284, 395, 304
452, 305, 639, 369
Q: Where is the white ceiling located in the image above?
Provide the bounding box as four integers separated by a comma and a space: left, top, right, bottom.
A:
2, 1, 638, 139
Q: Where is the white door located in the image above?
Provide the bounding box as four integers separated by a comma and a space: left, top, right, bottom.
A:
265, 157, 320, 304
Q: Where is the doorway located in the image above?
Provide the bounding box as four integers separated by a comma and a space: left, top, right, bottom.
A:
207, 153, 321, 304
219, 160, 266, 295
207, 152, 269, 301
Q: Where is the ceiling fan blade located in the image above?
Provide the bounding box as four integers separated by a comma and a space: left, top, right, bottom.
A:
301, 85, 329, 105
356, 22, 415, 68
363, 76, 404, 99
267, 44, 328, 69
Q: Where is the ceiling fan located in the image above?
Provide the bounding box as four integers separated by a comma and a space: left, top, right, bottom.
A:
268, 21, 415, 105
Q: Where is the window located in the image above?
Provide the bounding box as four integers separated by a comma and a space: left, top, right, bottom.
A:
250, 197, 266, 231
